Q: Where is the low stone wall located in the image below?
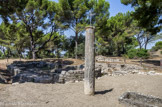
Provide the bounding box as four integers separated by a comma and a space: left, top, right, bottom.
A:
7, 61, 101, 84
96, 62, 162, 76
96, 63, 144, 75
96, 55, 122, 62
119, 92, 162, 107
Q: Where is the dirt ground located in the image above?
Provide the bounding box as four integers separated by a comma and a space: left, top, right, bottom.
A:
0, 74, 162, 107
0, 58, 162, 107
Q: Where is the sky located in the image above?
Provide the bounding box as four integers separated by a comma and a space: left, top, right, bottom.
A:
0, 0, 159, 49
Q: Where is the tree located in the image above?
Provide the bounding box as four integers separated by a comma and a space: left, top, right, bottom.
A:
121, 0, 162, 34
57, 0, 89, 59
64, 34, 85, 58
96, 12, 138, 56
57, 0, 110, 59
8, 0, 60, 59
37, 33, 65, 58
151, 41, 162, 52
93, 0, 110, 35
135, 30, 156, 49
0, 0, 28, 22
0, 22, 17, 61
0, 50, 3, 58
13, 23, 29, 60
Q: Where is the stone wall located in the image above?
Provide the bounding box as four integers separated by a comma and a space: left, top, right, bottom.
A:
119, 92, 162, 107
7, 61, 101, 84
96, 55, 122, 62
96, 63, 144, 75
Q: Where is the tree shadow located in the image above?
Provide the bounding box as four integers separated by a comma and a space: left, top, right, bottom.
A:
95, 88, 113, 95
132, 60, 160, 66
44, 59, 74, 65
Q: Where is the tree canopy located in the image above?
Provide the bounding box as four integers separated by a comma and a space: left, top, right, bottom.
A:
0, 0, 161, 60
121, 0, 162, 34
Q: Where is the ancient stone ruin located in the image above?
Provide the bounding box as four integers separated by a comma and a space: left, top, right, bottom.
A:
6, 56, 162, 84
95, 55, 122, 62
119, 92, 162, 107
7, 61, 101, 84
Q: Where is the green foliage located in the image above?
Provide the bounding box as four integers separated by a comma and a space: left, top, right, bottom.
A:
121, 0, 162, 34
127, 48, 149, 59
64, 34, 85, 58
121, 54, 129, 58
0, 51, 3, 58
151, 41, 162, 51
136, 49, 149, 59
0, 0, 28, 22
77, 43, 85, 58
1, 0, 158, 60
57, 0, 110, 58
96, 12, 138, 56
127, 49, 137, 59
155, 41, 162, 50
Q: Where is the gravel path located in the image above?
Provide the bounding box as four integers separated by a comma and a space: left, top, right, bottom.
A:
0, 74, 162, 107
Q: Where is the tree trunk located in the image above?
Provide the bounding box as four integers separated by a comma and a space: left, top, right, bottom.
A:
56, 45, 59, 58
117, 45, 121, 56
75, 31, 78, 59
122, 42, 125, 54
6, 47, 10, 63
2, 46, 6, 59
144, 43, 147, 49
27, 25, 36, 60
144, 38, 149, 49
18, 52, 22, 61
30, 40, 36, 60
32, 51, 36, 60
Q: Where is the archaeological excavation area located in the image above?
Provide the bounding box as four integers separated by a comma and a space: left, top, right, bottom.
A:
0, 56, 162, 107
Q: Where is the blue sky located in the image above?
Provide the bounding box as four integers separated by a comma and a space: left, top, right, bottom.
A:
108, 0, 134, 17
0, 0, 158, 49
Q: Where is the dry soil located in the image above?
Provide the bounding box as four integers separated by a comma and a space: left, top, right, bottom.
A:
0, 74, 162, 107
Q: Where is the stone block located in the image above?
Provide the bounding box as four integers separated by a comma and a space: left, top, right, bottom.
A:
119, 92, 162, 107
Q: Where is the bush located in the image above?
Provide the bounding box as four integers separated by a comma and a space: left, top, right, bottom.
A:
151, 41, 162, 52
127, 49, 137, 59
155, 41, 162, 49
136, 49, 149, 59
127, 48, 149, 59
0, 51, 3, 58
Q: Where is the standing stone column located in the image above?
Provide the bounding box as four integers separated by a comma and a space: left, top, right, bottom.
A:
84, 26, 95, 95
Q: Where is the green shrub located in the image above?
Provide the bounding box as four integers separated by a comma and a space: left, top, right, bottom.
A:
127, 49, 137, 59
151, 41, 162, 52
136, 48, 149, 59
0, 51, 3, 58
155, 41, 162, 49
127, 48, 149, 59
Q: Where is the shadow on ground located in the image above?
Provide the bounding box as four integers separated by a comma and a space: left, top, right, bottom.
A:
95, 88, 113, 95
133, 60, 160, 66
0, 68, 11, 84
44, 59, 74, 65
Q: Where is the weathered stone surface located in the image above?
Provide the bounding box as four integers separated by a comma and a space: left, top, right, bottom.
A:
0, 74, 7, 83
96, 55, 122, 62
7, 61, 85, 83
95, 63, 144, 76
119, 92, 162, 107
